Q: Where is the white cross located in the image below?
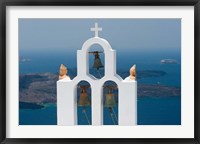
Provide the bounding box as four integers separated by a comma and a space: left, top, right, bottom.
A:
90, 23, 102, 37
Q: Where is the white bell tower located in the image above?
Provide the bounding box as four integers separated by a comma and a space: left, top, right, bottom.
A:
57, 23, 137, 126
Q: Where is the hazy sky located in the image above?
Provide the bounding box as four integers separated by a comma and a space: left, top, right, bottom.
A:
19, 18, 181, 55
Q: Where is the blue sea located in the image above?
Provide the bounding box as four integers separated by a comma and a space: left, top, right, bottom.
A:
19, 51, 181, 125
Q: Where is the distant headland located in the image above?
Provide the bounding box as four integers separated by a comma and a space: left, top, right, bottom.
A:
19, 70, 180, 104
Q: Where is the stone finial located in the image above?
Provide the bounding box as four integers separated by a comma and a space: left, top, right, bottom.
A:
129, 64, 136, 80
59, 64, 70, 80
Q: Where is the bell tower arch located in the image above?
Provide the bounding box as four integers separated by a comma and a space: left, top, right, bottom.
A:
77, 37, 117, 79
77, 23, 116, 79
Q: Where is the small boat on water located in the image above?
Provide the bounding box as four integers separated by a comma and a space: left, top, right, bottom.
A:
19, 56, 31, 62
160, 59, 178, 64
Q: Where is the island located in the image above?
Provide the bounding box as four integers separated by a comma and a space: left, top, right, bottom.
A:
19, 71, 180, 104
160, 59, 178, 64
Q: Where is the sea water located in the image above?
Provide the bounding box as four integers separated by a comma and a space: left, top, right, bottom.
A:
19, 51, 181, 125
19, 96, 181, 125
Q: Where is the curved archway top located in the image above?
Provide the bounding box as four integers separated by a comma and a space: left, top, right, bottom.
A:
81, 37, 114, 53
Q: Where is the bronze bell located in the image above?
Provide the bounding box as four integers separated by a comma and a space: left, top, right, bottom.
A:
89, 51, 104, 70
93, 57, 103, 70
104, 92, 116, 107
78, 86, 91, 106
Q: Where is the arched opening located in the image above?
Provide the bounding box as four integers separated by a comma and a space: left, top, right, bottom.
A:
103, 81, 118, 125
77, 81, 92, 125
88, 44, 105, 79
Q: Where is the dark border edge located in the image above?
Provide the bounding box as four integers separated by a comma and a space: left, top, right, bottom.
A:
0, 0, 6, 144
2, 0, 199, 6
1, 138, 199, 144
195, 1, 200, 144
0, 0, 200, 144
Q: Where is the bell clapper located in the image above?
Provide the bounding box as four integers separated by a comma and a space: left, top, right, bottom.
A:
82, 106, 86, 113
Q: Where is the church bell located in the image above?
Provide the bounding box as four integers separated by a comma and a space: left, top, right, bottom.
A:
93, 58, 103, 70
104, 91, 116, 107
78, 87, 91, 106
89, 51, 104, 70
